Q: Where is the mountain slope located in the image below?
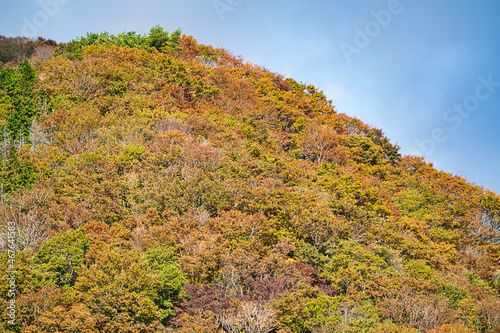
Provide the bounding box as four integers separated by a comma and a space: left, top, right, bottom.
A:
0, 28, 499, 332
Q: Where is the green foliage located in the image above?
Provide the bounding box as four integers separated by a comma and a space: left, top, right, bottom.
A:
144, 244, 185, 322
466, 272, 490, 289
404, 259, 434, 280
274, 286, 342, 332
113, 31, 148, 49
295, 240, 328, 268
0, 147, 36, 194
322, 240, 389, 294
121, 144, 146, 162
439, 281, 469, 308
0, 60, 39, 141
346, 134, 385, 165
33, 228, 90, 288
480, 190, 500, 236
74, 243, 164, 329
55, 25, 182, 60
146, 25, 182, 52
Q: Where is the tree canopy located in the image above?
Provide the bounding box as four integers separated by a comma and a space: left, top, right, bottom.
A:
0, 26, 499, 332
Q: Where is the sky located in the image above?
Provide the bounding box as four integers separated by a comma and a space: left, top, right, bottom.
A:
1, 0, 499, 193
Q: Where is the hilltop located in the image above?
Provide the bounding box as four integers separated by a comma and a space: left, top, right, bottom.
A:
0, 27, 499, 332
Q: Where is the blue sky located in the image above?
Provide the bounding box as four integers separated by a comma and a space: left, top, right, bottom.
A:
1, 0, 499, 193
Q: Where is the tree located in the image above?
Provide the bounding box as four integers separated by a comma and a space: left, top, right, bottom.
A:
0, 146, 37, 195
274, 286, 341, 332
144, 244, 185, 322
32, 228, 90, 288
301, 120, 342, 164
147, 26, 182, 52
0, 36, 36, 63
1, 60, 39, 142
346, 134, 385, 165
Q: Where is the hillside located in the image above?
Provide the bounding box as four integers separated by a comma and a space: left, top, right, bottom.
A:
0, 27, 499, 332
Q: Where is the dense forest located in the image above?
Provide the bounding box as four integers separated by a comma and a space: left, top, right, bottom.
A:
0, 26, 499, 332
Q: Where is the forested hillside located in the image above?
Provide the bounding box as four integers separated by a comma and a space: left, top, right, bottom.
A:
0, 27, 499, 332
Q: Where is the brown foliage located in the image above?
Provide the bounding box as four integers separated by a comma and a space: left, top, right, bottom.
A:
0, 36, 36, 63
217, 300, 278, 333
0, 187, 52, 252
379, 288, 452, 331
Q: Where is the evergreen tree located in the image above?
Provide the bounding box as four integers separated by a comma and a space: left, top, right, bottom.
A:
1, 60, 38, 142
